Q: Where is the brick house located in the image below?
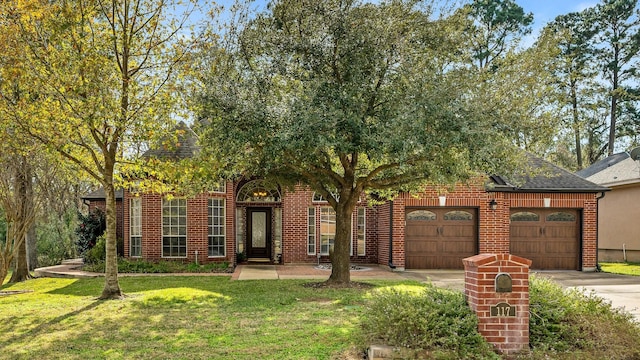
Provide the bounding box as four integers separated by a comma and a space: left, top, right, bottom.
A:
84, 126, 608, 271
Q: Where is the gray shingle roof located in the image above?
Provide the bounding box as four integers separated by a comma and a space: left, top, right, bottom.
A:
82, 188, 124, 200
490, 154, 609, 193
575, 152, 629, 178
142, 121, 200, 160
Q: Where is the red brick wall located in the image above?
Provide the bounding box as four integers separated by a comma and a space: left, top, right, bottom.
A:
282, 185, 378, 264
119, 179, 599, 271
383, 182, 599, 270
123, 181, 235, 264
463, 254, 531, 355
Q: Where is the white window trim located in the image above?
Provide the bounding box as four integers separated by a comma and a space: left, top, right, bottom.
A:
208, 198, 226, 258
357, 207, 366, 256
316, 206, 353, 256
307, 207, 316, 255
130, 198, 142, 258
161, 198, 188, 258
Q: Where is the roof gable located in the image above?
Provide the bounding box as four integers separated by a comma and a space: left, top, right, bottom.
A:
491, 153, 608, 193
142, 121, 200, 160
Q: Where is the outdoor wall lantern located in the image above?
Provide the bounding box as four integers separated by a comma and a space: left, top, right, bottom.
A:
489, 199, 498, 211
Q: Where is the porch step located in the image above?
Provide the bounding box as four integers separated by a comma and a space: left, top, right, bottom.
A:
247, 258, 271, 263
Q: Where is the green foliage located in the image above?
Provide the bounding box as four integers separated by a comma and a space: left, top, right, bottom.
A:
74, 208, 105, 258
36, 208, 78, 267
83, 258, 232, 274
361, 284, 498, 359
84, 235, 106, 265
529, 276, 640, 358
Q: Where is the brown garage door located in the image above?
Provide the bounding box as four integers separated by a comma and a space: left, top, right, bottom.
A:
510, 209, 580, 270
405, 208, 477, 269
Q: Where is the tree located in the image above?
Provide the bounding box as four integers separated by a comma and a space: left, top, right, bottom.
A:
198, 0, 525, 284
462, 0, 534, 69
545, 10, 599, 169
593, 0, 640, 155
7, 0, 199, 298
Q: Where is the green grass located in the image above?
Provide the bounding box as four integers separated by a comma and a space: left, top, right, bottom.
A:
600, 262, 640, 276
0, 276, 408, 360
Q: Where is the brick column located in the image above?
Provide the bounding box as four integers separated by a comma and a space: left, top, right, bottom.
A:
463, 254, 531, 355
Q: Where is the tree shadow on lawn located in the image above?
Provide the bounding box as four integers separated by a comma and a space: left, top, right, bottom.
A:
2, 300, 103, 347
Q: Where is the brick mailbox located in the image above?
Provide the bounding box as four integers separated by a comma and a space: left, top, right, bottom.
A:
462, 254, 532, 355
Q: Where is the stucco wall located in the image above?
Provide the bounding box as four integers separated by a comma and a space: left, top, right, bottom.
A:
598, 183, 640, 262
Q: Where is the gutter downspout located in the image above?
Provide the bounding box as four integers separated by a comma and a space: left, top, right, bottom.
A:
388, 201, 396, 269
595, 191, 606, 271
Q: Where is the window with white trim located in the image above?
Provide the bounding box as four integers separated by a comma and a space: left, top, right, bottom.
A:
357, 208, 366, 256
130, 198, 142, 257
307, 208, 316, 255
162, 198, 187, 257
320, 207, 335, 255
208, 198, 225, 257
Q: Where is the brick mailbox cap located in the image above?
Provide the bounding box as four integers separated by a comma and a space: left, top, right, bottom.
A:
462, 253, 532, 268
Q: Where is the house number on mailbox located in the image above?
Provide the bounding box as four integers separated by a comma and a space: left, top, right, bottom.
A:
490, 302, 516, 317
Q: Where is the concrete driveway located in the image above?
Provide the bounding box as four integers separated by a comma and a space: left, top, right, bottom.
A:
404, 270, 640, 321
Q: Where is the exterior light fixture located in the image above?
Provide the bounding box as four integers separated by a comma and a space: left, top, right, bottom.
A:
489, 199, 498, 211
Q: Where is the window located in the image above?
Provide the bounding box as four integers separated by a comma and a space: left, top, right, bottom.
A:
320, 207, 336, 255
510, 212, 540, 222
546, 212, 576, 222
130, 198, 142, 257
208, 198, 225, 257
308, 208, 316, 255
212, 181, 226, 193
444, 211, 473, 221
357, 208, 366, 256
236, 180, 281, 203
407, 210, 436, 221
162, 198, 187, 257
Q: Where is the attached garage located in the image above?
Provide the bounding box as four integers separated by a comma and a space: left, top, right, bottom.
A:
510, 209, 580, 270
405, 208, 477, 269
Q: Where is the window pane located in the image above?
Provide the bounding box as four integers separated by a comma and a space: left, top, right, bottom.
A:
546, 212, 576, 222
407, 210, 436, 221
510, 212, 540, 222
444, 211, 473, 221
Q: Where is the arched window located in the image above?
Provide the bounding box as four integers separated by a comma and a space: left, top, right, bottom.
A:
406, 210, 436, 221
444, 211, 473, 221
236, 180, 281, 203
510, 212, 540, 222
546, 212, 576, 222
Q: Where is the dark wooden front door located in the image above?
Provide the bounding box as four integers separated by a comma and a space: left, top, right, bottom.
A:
405, 208, 478, 269
247, 208, 272, 259
510, 209, 580, 270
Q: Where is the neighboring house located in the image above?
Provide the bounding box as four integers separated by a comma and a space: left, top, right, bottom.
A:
577, 151, 640, 262
84, 125, 608, 271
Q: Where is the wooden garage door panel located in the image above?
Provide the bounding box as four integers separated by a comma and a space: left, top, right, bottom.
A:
406, 240, 439, 253
406, 208, 477, 269
510, 209, 579, 270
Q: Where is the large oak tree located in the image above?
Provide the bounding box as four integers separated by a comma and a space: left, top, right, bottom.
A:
198, 0, 526, 284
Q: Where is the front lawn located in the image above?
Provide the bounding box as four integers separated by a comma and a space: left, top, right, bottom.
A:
600, 262, 640, 276
0, 276, 374, 360
1, 275, 639, 360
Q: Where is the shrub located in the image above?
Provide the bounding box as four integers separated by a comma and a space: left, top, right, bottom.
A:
75, 208, 105, 257
84, 235, 106, 264
361, 284, 498, 360
528, 275, 640, 359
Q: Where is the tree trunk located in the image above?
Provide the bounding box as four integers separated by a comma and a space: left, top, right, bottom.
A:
328, 200, 357, 284
9, 237, 31, 282
99, 181, 123, 299
9, 157, 34, 283
571, 80, 583, 169
0, 264, 7, 286
27, 224, 37, 271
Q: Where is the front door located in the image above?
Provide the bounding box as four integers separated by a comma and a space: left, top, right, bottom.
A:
247, 208, 272, 259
